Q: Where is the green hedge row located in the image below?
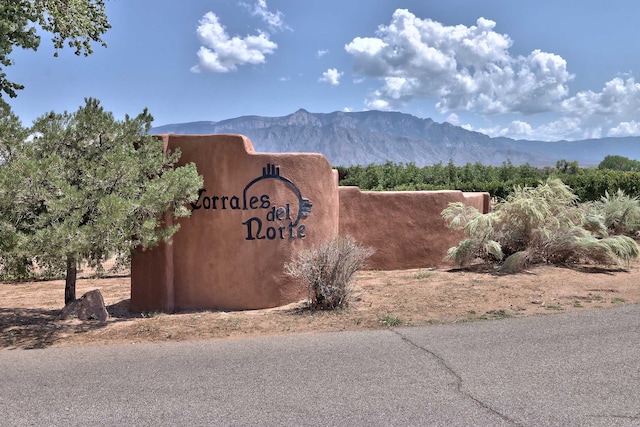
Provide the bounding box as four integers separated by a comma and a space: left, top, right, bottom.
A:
336, 161, 640, 201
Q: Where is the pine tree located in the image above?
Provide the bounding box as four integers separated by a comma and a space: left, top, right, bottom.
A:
0, 98, 202, 304
1, 0, 111, 97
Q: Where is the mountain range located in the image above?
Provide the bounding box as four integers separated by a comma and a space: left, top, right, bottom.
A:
150, 109, 640, 167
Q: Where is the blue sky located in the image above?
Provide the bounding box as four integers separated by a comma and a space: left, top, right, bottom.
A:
6, 0, 640, 142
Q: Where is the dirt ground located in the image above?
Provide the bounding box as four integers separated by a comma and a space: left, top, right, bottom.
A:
1, 260, 639, 350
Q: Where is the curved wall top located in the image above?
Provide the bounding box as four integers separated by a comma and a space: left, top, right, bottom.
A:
131, 134, 339, 312
131, 134, 490, 312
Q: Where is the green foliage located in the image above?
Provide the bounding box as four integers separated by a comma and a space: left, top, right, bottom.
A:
379, 315, 403, 327
285, 236, 373, 310
0, 0, 110, 97
559, 170, 640, 201
556, 159, 582, 175
598, 155, 640, 172
442, 179, 639, 272
0, 99, 203, 298
338, 160, 640, 201
0, 98, 28, 162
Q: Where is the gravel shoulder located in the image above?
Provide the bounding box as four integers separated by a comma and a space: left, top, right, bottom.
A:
1, 260, 639, 349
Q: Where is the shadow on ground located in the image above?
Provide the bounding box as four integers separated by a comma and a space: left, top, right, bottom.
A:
448, 263, 631, 276
0, 299, 134, 350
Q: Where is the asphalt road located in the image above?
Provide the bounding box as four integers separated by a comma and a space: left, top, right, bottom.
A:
2, 304, 639, 426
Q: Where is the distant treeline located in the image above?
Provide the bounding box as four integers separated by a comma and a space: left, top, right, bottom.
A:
336, 156, 640, 201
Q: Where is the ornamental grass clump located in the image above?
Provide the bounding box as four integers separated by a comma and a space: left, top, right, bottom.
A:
588, 189, 640, 238
285, 236, 373, 310
442, 178, 639, 273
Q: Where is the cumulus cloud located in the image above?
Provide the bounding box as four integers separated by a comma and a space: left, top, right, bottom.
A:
506, 121, 533, 138
468, 77, 640, 140
485, 77, 640, 140
345, 8, 640, 141
562, 77, 640, 118
317, 49, 329, 58
445, 113, 460, 125
191, 12, 277, 73
478, 117, 591, 141
345, 9, 573, 115
319, 68, 343, 86
552, 77, 640, 139
608, 120, 640, 137
240, 0, 289, 31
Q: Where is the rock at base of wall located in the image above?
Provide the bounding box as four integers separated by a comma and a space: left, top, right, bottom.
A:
60, 289, 109, 322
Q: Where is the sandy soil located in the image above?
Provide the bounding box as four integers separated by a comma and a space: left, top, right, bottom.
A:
1, 260, 639, 350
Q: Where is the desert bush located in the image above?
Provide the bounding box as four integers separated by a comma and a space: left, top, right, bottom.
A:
587, 189, 640, 237
442, 178, 639, 272
440, 202, 503, 266
285, 236, 373, 310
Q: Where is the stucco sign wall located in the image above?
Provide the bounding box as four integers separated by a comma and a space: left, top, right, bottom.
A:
131, 134, 490, 313
191, 163, 313, 241
131, 134, 339, 313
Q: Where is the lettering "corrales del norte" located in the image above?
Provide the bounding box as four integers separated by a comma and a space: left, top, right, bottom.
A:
190, 164, 312, 241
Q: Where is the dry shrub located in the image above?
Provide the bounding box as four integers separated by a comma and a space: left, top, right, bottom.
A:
285, 236, 373, 310
589, 189, 640, 237
443, 178, 640, 272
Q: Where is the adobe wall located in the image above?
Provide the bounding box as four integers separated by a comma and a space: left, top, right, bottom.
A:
338, 187, 490, 270
131, 134, 339, 312
130, 134, 490, 312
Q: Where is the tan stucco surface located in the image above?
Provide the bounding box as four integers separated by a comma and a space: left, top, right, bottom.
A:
131, 134, 339, 312
338, 187, 490, 270
131, 134, 490, 312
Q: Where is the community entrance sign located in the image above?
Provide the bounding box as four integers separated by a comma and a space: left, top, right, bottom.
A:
131, 134, 339, 312
191, 163, 313, 241
130, 134, 490, 313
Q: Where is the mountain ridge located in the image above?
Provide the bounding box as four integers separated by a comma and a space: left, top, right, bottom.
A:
151, 109, 639, 167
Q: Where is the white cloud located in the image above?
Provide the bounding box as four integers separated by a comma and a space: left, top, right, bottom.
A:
344, 8, 640, 141
562, 77, 640, 118
608, 120, 640, 137
478, 117, 585, 141
317, 49, 329, 58
25, 132, 43, 143
345, 9, 573, 114
472, 121, 533, 139
191, 12, 277, 73
318, 68, 343, 86
367, 98, 390, 110
240, 0, 289, 31
445, 113, 459, 125
506, 120, 533, 138
474, 76, 640, 140
540, 117, 592, 140
545, 76, 640, 139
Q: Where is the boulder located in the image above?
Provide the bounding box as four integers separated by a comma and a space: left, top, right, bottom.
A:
60, 289, 109, 322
